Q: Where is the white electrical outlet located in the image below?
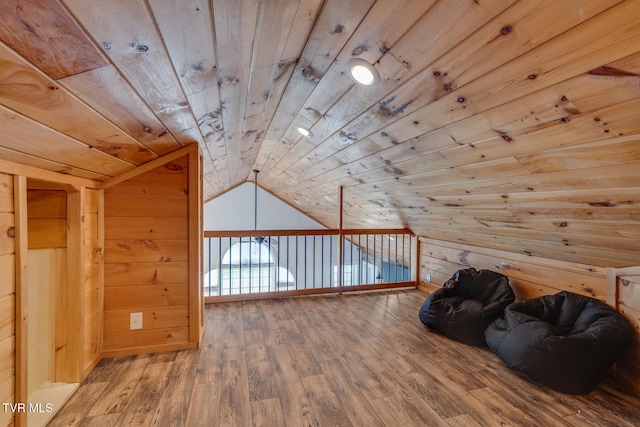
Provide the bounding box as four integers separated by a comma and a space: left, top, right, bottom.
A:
426, 272, 431, 282
130, 312, 143, 330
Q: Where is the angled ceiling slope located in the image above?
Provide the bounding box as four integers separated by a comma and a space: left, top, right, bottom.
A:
1, 1, 640, 267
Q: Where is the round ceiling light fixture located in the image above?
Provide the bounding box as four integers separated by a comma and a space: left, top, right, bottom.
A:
295, 125, 313, 138
347, 58, 381, 87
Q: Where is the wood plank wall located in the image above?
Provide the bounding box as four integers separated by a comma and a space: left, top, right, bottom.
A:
419, 236, 640, 395
26, 190, 66, 249
103, 154, 197, 356
25, 187, 103, 379
0, 172, 15, 426
608, 267, 640, 396
418, 237, 608, 302
82, 188, 103, 375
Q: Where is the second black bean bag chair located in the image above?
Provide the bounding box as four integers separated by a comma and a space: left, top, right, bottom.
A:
419, 268, 515, 346
485, 291, 632, 394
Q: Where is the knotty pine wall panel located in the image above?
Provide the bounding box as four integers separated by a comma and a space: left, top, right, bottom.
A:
103, 154, 195, 356
614, 271, 640, 396
0, 173, 14, 427
419, 237, 608, 302
82, 188, 103, 375
26, 190, 66, 249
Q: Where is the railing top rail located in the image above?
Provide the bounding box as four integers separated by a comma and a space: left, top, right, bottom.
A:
204, 229, 338, 238
341, 228, 413, 236
204, 228, 414, 238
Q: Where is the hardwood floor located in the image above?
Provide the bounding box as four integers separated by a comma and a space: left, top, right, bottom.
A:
49, 290, 640, 426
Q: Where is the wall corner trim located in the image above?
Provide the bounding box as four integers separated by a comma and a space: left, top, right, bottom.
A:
103, 144, 198, 189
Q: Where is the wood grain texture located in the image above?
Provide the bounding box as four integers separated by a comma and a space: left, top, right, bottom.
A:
13, 175, 27, 427
0, 0, 107, 79
59, 65, 182, 157
0, 172, 14, 427
103, 152, 199, 355
2, 0, 640, 273
50, 290, 640, 426
62, 0, 203, 146
0, 42, 158, 165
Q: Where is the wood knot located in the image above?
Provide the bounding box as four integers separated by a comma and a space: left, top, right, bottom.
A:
589, 201, 615, 207
6, 227, 15, 238
501, 26, 512, 35
500, 133, 513, 142
343, 132, 357, 141
142, 240, 160, 250
457, 97, 465, 103
352, 45, 367, 56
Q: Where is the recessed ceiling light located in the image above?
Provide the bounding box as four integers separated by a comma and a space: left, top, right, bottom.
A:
347, 58, 380, 87
296, 126, 313, 138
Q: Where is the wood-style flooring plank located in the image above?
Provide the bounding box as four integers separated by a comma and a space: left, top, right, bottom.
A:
116, 361, 174, 426
266, 343, 321, 426
375, 369, 447, 426
300, 374, 352, 427
46, 382, 108, 427
250, 397, 286, 427
84, 355, 151, 417
185, 383, 221, 427
150, 349, 199, 426
217, 359, 252, 427
319, 358, 387, 427
50, 290, 640, 426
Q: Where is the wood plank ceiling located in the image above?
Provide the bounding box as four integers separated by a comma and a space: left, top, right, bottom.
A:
1, 0, 640, 268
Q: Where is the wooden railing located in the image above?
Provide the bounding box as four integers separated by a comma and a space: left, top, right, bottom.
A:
203, 228, 417, 302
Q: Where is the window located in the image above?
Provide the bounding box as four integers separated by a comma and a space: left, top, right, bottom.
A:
333, 261, 380, 286
204, 240, 296, 296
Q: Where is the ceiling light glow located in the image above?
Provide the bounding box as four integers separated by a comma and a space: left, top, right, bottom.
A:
347, 58, 380, 87
351, 65, 374, 85
296, 126, 313, 137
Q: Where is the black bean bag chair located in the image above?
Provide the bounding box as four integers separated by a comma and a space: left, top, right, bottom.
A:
418, 268, 515, 346
485, 291, 632, 394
